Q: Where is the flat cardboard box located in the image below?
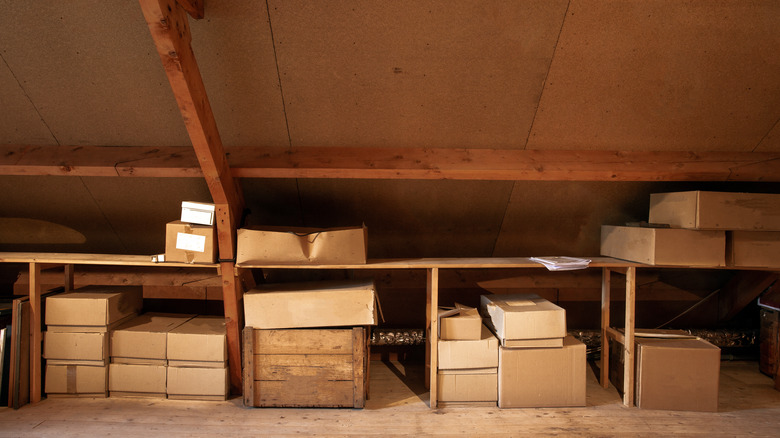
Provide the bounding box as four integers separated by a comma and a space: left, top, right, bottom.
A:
165, 220, 216, 264
180, 201, 215, 226
437, 368, 498, 403
244, 279, 378, 329
439, 304, 482, 340
498, 336, 586, 408
600, 225, 725, 266
167, 315, 227, 366
167, 366, 228, 400
438, 324, 499, 370
43, 331, 108, 364
727, 231, 780, 268
236, 225, 367, 265
111, 313, 195, 362
649, 191, 780, 230
480, 293, 566, 347
45, 286, 143, 327
45, 364, 107, 396
108, 363, 167, 396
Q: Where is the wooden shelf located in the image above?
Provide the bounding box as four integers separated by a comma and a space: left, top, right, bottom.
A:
0, 252, 219, 269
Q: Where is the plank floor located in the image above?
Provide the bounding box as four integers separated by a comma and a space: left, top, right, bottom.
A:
2, 360, 780, 437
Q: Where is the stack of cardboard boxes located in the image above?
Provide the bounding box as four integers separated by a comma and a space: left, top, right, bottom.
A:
162, 201, 217, 264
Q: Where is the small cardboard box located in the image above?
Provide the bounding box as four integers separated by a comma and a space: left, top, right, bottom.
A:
480, 293, 566, 347
601, 225, 725, 266
167, 366, 229, 400
167, 315, 227, 367
437, 368, 498, 403
244, 279, 378, 329
108, 363, 167, 397
45, 286, 143, 328
165, 220, 216, 264
649, 191, 780, 231
727, 231, 780, 268
236, 225, 367, 265
45, 364, 107, 397
439, 304, 482, 340
438, 324, 499, 370
111, 313, 195, 363
180, 201, 215, 226
498, 336, 586, 408
43, 331, 108, 364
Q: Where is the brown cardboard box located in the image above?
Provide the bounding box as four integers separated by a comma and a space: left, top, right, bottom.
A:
43, 331, 108, 365
439, 304, 482, 340
498, 336, 586, 408
164, 220, 216, 264
45, 286, 143, 328
438, 324, 499, 369
111, 313, 195, 364
108, 363, 167, 397
244, 279, 378, 329
437, 368, 498, 403
649, 191, 780, 230
167, 366, 229, 400
45, 364, 107, 397
236, 225, 367, 265
601, 225, 725, 266
727, 231, 780, 268
167, 315, 227, 367
480, 293, 566, 347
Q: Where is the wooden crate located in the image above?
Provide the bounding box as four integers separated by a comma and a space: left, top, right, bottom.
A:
243, 327, 368, 408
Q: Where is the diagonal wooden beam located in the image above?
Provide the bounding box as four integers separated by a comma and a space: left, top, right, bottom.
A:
718, 271, 779, 322
176, 0, 203, 19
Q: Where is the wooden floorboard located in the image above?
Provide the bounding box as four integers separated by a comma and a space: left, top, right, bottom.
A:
1, 360, 779, 437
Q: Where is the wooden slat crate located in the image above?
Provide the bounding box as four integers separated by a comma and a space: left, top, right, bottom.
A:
243, 326, 369, 408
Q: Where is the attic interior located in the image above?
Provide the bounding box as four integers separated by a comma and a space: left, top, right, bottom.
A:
2, 0, 780, 434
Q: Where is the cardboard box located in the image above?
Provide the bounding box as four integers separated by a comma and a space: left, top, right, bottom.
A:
180, 201, 215, 226
165, 220, 216, 264
480, 294, 566, 347
111, 313, 195, 363
649, 191, 780, 230
244, 279, 378, 329
45, 364, 108, 397
108, 363, 167, 397
167, 366, 229, 400
439, 304, 482, 340
43, 331, 108, 364
498, 336, 586, 408
437, 368, 498, 403
727, 231, 780, 268
45, 286, 143, 328
438, 324, 499, 369
167, 315, 227, 366
601, 225, 725, 266
236, 225, 367, 265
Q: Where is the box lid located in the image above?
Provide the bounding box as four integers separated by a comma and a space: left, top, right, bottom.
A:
167, 315, 227, 362
480, 293, 566, 342
45, 286, 142, 327
111, 313, 195, 360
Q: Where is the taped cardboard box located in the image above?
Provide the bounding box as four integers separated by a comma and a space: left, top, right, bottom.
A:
45, 364, 107, 397
601, 225, 725, 266
45, 286, 143, 328
167, 366, 228, 400
649, 191, 780, 231
438, 324, 499, 370
108, 363, 167, 397
439, 304, 482, 340
480, 293, 566, 347
437, 368, 497, 403
167, 315, 227, 367
498, 336, 586, 408
165, 220, 216, 264
44, 331, 108, 365
727, 231, 780, 268
111, 313, 195, 364
236, 225, 367, 265
244, 279, 379, 329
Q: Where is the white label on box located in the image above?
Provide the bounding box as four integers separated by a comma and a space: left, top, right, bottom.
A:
176, 232, 207, 253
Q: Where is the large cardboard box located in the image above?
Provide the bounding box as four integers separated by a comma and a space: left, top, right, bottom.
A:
45, 364, 107, 397
437, 368, 498, 403
108, 363, 167, 397
111, 313, 195, 364
601, 225, 725, 266
165, 220, 216, 264
727, 231, 780, 268
480, 294, 566, 347
244, 279, 378, 329
439, 305, 482, 340
438, 324, 499, 369
43, 331, 108, 365
236, 225, 367, 265
649, 191, 780, 230
167, 315, 227, 367
45, 286, 143, 328
498, 336, 586, 408
167, 366, 229, 400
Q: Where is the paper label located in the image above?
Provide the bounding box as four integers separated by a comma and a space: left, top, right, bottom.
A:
176, 232, 207, 253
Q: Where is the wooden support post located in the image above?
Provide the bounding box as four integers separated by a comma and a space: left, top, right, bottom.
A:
64, 264, 74, 292
623, 267, 636, 407
426, 268, 439, 408
600, 267, 611, 388
221, 262, 244, 395
28, 262, 42, 404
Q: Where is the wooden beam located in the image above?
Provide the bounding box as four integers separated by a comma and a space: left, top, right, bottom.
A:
718, 271, 779, 322
176, 0, 203, 19
3, 144, 780, 182
28, 263, 42, 404
600, 268, 611, 389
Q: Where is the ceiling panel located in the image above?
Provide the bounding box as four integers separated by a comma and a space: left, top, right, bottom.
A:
756, 120, 780, 152
0, 59, 54, 145
527, 0, 780, 151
